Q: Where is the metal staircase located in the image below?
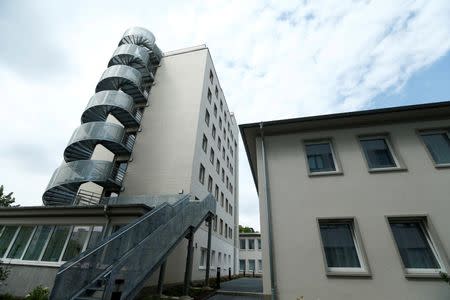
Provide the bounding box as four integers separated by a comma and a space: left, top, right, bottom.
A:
43, 27, 162, 206
49, 194, 216, 300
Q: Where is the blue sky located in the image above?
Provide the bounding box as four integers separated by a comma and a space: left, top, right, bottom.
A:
0, 0, 449, 231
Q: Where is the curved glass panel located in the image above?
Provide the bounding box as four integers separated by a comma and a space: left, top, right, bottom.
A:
67, 122, 125, 145
119, 27, 156, 47
109, 44, 150, 67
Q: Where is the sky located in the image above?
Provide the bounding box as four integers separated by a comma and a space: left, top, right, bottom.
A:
0, 0, 449, 231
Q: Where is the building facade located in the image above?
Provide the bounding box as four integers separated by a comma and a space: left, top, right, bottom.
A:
239, 232, 263, 276
240, 101, 450, 300
0, 27, 239, 298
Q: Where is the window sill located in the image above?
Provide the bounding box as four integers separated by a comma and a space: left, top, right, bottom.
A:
326, 269, 371, 278
308, 171, 343, 177
368, 167, 407, 174
435, 163, 450, 169
404, 270, 446, 279
0, 259, 63, 268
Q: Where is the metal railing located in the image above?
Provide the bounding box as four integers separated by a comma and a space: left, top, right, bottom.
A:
74, 189, 103, 206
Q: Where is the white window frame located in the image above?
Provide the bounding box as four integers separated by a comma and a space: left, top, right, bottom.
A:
387, 216, 447, 277
418, 129, 450, 168
358, 134, 405, 172
317, 218, 371, 276
303, 139, 342, 176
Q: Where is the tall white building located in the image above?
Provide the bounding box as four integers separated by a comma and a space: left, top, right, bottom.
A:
0, 27, 239, 299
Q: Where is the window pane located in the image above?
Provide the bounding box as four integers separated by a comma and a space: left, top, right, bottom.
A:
305, 143, 336, 172
42, 225, 70, 262
320, 223, 361, 268
0, 226, 19, 257
7, 226, 34, 259
248, 239, 255, 249
258, 239, 262, 250
390, 222, 440, 269
86, 226, 103, 249
23, 225, 53, 260
422, 133, 450, 165
240, 239, 246, 249
249, 259, 255, 271
62, 226, 90, 261
239, 259, 245, 271
360, 138, 396, 168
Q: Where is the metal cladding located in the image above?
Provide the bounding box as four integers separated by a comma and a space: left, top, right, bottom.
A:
43, 27, 162, 206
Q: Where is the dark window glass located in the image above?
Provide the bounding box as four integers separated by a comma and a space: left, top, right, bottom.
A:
240, 239, 246, 249
7, 226, 34, 259
42, 226, 71, 262
305, 143, 336, 172
320, 223, 361, 268
239, 259, 245, 271
86, 226, 103, 249
390, 222, 440, 269
360, 138, 396, 168
248, 239, 255, 249
23, 225, 53, 260
422, 133, 450, 165
62, 226, 90, 261
0, 226, 18, 257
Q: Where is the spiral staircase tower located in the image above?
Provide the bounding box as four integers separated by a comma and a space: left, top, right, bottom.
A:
43, 27, 163, 206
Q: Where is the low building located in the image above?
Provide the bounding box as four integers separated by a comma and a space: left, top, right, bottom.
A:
240, 101, 450, 300
239, 232, 262, 276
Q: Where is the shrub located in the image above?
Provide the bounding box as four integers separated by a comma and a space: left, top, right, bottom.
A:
25, 286, 49, 300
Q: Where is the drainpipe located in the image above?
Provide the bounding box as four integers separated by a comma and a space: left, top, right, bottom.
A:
260, 122, 277, 300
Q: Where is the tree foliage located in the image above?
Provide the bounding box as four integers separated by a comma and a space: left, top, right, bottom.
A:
0, 185, 16, 207
239, 225, 255, 233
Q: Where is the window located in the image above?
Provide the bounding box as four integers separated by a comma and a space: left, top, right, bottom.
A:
318, 219, 369, 275
0, 226, 19, 257
7, 226, 34, 259
240, 239, 246, 250
420, 131, 450, 166
207, 176, 213, 193
230, 165, 234, 175
359, 136, 399, 170
42, 226, 71, 262
258, 259, 263, 272
62, 226, 90, 261
202, 135, 208, 153
216, 159, 220, 174
225, 224, 228, 238
205, 109, 210, 126
220, 219, 223, 235
207, 88, 212, 103
229, 228, 232, 239
209, 70, 214, 84
304, 141, 339, 174
199, 164, 205, 184
220, 100, 223, 111
220, 192, 224, 207
212, 125, 216, 139
388, 218, 444, 275
226, 176, 229, 188
86, 226, 103, 249
222, 147, 225, 159
23, 225, 53, 260
230, 184, 233, 195
211, 250, 215, 266
239, 259, 245, 271
215, 86, 219, 98
218, 252, 222, 265
218, 137, 222, 149
200, 247, 207, 267
209, 148, 215, 164
249, 259, 256, 271
248, 239, 255, 250
229, 205, 233, 216
214, 185, 219, 200
225, 199, 229, 212
221, 169, 225, 182
219, 117, 222, 129
213, 216, 217, 232
258, 239, 262, 250
213, 104, 218, 117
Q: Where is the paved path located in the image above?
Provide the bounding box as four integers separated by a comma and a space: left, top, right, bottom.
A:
208, 277, 264, 299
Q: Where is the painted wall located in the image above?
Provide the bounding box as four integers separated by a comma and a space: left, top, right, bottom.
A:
257, 118, 450, 299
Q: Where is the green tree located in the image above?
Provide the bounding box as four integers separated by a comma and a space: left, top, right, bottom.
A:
0, 185, 16, 207
239, 225, 255, 233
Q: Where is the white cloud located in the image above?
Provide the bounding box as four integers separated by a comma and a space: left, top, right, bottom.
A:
0, 0, 449, 231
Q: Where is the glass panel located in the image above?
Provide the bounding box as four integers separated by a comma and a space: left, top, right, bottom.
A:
360, 138, 396, 168
249, 259, 255, 270
320, 223, 361, 268
23, 225, 53, 261
240, 239, 245, 249
6, 226, 34, 259
86, 226, 104, 249
305, 143, 336, 172
422, 133, 450, 165
239, 259, 245, 271
258, 239, 262, 250
390, 222, 440, 269
248, 239, 255, 250
62, 226, 91, 261
0, 226, 19, 257
42, 226, 71, 262
258, 259, 263, 271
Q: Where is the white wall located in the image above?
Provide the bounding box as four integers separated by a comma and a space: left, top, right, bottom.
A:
257, 119, 450, 299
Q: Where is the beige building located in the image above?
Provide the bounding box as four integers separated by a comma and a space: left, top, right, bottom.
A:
239, 232, 263, 275
240, 101, 450, 300
0, 28, 239, 299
